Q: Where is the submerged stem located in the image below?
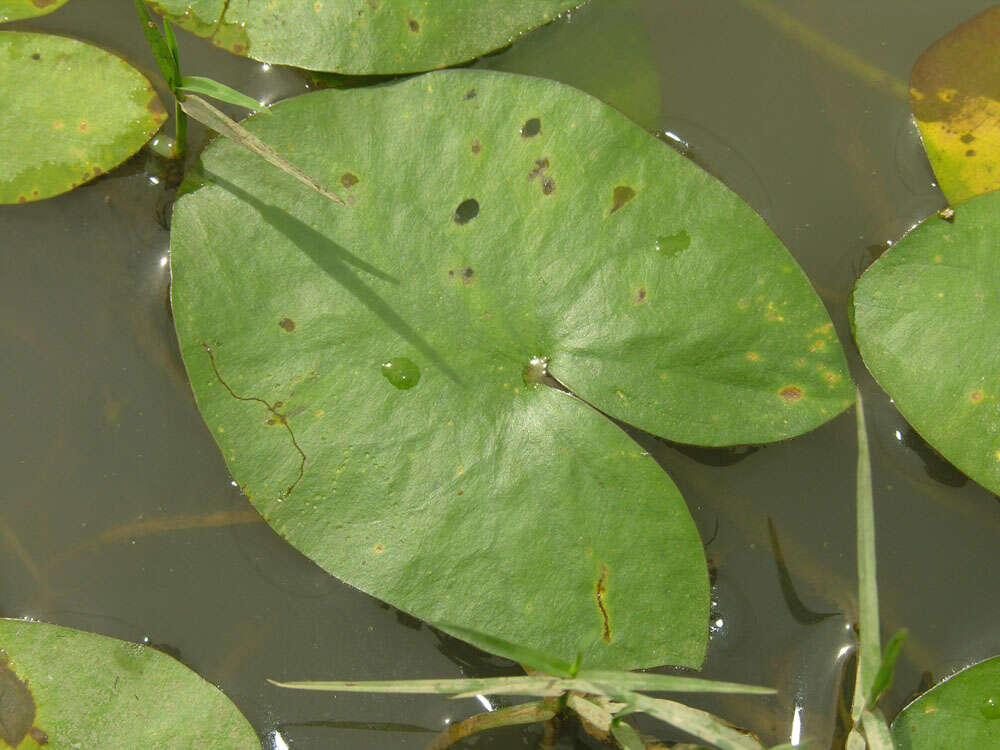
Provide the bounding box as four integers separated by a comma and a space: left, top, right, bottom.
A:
174, 98, 187, 161
427, 700, 557, 750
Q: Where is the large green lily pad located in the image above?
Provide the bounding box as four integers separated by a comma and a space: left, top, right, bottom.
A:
853, 190, 1000, 496
910, 6, 1000, 205
0, 619, 258, 748
147, 0, 580, 74
0, 0, 70, 23
0, 32, 165, 204
891, 655, 1000, 749
170, 70, 851, 669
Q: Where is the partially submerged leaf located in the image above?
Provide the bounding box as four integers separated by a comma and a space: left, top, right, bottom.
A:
852, 191, 1000, 496
0, 618, 258, 748
147, 0, 581, 74
868, 629, 907, 708
910, 6, 1000, 205
0, 31, 166, 204
891, 655, 1000, 749
170, 70, 849, 669
0, 0, 70, 23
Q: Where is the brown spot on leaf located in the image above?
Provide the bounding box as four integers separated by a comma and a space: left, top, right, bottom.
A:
595, 564, 612, 642
632, 287, 647, 305
541, 176, 555, 195
527, 158, 549, 180
17, 196, 26, 204
609, 185, 635, 215
520, 117, 541, 138
961, 133, 975, 143
408, 18, 420, 32
779, 386, 803, 403
278, 318, 295, 332
146, 96, 166, 116
374, 544, 385, 554
28, 727, 48, 745
0, 652, 45, 747
746, 352, 759, 361
340, 172, 359, 189
471, 138, 481, 154
31, 53, 41, 60
462, 89, 476, 101
78, 120, 88, 132
232, 43, 248, 54
972, 390, 984, 403
966, 149, 976, 156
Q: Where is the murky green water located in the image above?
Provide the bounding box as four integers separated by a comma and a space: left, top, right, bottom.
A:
2, 1, 998, 747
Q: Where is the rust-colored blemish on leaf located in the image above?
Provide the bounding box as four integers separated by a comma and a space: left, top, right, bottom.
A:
408, 18, 420, 32
779, 386, 803, 403
632, 287, 646, 305
972, 389, 984, 403
471, 138, 481, 154
595, 564, 612, 642
374, 544, 385, 554
340, 172, 359, 189
278, 317, 295, 332
746, 352, 759, 362
147, 95, 166, 117
609, 185, 635, 215
77, 120, 88, 133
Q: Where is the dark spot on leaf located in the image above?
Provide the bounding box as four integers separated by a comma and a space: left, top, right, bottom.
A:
633, 287, 647, 305
779, 386, 803, 403
279, 318, 295, 332
28, 727, 48, 745
147, 96, 166, 116
520, 117, 541, 138
966, 149, 976, 157
0, 652, 43, 747
461, 266, 475, 283
31, 190, 39, 197
609, 185, 636, 215
453, 198, 479, 224
462, 89, 476, 100
78, 121, 88, 132
595, 564, 612, 642
972, 390, 984, 403
340, 172, 359, 189
527, 158, 549, 180
471, 138, 481, 154
408, 18, 420, 32
961, 133, 975, 143
232, 43, 248, 54
17, 196, 26, 204
541, 176, 556, 195
31, 53, 41, 60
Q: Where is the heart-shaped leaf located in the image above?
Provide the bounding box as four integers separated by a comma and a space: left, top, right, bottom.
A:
146, 0, 580, 74
0, 31, 166, 204
0, 619, 258, 748
0, 0, 70, 23
852, 190, 1000, 496
891, 655, 1000, 749
910, 6, 1000, 205
169, 70, 851, 669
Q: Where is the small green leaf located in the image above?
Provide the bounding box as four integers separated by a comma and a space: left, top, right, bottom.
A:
610, 719, 645, 750
576, 669, 775, 695
0, 31, 166, 204
163, 18, 179, 69
0, 618, 257, 747
133, 0, 178, 91
179, 75, 268, 113
868, 629, 907, 708
891, 655, 1000, 749
438, 623, 575, 678
269, 675, 568, 697
0, 0, 71, 23
853, 191, 1000, 496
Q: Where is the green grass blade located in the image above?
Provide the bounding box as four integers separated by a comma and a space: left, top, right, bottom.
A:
576, 669, 776, 696
133, 0, 177, 91
436, 623, 576, 678
267, 675, 566, 696
860, 708, 894, 750
179, 75, 269, 113
868, 628, 907, 708
851, 388, 881, 724
595, 687, 766, 750
610, 719, 645, 750
163, 20, 180, 72
179, 94, 344, 206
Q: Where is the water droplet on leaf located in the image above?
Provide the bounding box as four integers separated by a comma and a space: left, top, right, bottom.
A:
381, 358, 420, 390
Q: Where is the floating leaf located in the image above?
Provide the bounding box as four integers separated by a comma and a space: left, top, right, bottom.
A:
0, 0, 70, 23
910, 6, 1000, 205
891, 655, 1000, 749
852, 191, 1000, 496
0, 31, 166, 204
146, 0, 580, 74
169, 70, 851, 669
0, 618, 258, 748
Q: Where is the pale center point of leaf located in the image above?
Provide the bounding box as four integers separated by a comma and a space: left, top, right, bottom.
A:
522, 356, 550, 388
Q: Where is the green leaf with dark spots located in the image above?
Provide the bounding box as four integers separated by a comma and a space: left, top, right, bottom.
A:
146, 0, 581, 74
0, 31, 166, 204
0, 0, 70, 23
910, 6, 1000, 205
853, 191, 1000, 496
891, 655, 1000, 749
169, 70, 850, 669
0, 619, 258, 748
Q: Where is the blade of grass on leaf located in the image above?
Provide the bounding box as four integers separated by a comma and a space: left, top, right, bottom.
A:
163, 19, 179, 72
610, 719, 645, 750
576, 669, 776, 696
851, 388, 881, 724
179, 94, 345, 206
179, 75, 269, 113
436, 623, 577, 678
133, 0, 177, 90
268, 675, 566, 696
594, 687, 766, 750
868, 628, 907, 708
